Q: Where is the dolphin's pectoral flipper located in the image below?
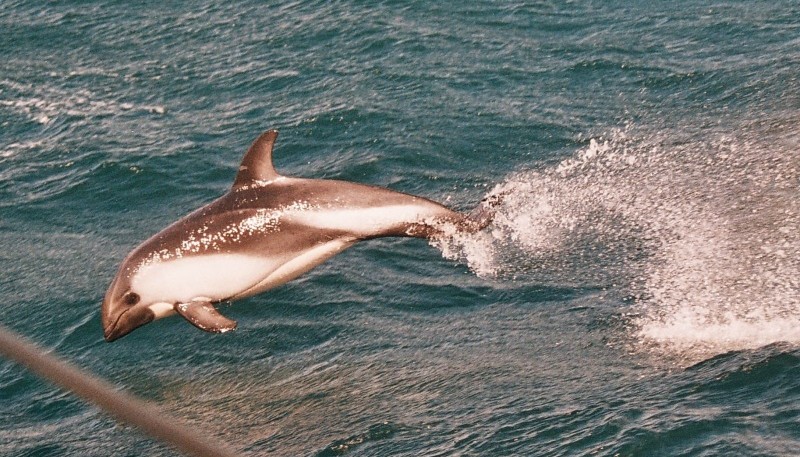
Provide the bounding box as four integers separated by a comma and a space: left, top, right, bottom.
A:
174, 301, 238, 334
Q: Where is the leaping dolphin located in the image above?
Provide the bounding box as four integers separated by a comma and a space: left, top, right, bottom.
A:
102, 130, 501, 342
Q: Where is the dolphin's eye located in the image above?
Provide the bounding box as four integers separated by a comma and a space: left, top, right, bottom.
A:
123, 292, 140, 306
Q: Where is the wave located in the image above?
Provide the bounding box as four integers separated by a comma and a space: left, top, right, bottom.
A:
0, 78, 166, 129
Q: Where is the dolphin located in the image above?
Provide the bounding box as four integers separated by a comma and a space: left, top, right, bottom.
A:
102, 129, 502, 342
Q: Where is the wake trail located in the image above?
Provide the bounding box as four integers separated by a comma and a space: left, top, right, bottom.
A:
436, 119, 800, 365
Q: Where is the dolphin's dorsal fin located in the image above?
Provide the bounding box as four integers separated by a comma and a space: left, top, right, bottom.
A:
233, 129, 279, 188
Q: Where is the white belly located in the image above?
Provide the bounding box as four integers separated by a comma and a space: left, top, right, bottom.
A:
132, 254, 274, 304
231, 238, 355, 299
132, 239, 355, 305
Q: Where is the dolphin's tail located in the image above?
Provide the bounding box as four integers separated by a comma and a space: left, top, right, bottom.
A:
463, 191, 507, 232
406, 190, 508, 238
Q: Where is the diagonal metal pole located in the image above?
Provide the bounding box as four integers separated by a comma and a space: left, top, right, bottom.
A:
0, 323, 241, 457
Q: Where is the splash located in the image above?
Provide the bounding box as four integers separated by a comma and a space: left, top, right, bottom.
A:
439, 120, 800, 364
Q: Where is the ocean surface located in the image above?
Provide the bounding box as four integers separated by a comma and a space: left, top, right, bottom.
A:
2, 1, 799, 455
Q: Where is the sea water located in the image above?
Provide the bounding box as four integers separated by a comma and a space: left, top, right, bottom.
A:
1, 1, 799, 455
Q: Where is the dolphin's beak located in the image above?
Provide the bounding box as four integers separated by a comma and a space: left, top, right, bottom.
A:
102, 302, 155, 342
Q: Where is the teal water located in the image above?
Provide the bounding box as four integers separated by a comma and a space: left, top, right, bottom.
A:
2, 1, 800, 455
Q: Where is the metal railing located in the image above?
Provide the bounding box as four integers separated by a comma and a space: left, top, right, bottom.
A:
0, 323, 241, 457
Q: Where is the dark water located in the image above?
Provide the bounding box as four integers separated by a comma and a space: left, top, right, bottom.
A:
2, 1, 800, 455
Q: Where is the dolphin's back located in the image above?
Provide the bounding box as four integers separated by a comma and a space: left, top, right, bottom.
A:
222, 177, 461, 236
121, 177, 460, 285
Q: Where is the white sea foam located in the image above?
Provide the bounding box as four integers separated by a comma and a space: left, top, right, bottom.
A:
437, 121, 800, 364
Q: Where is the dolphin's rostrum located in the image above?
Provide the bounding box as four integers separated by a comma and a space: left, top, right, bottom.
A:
102, 130, 502, 342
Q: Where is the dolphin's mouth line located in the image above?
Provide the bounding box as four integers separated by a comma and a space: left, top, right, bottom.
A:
103, 309, 129, 341
103, 306, 155, 342
103, 308, 130, 339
